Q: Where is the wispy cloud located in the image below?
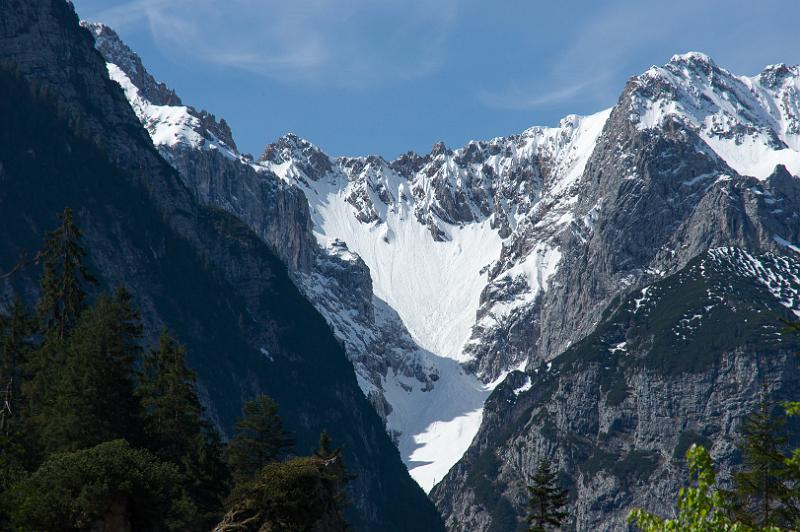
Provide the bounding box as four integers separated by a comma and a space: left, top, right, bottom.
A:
84, 0, 458, 88
88, 0, 171, 29
479, 0, 800, 113
480, 76, 610, 110
479, 1, 670, 111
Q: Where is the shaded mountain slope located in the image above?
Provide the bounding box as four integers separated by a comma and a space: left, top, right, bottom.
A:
0, 1, 444, 529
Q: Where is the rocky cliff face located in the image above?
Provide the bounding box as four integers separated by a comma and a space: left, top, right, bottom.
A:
433, 248, 800, 530
0, 3, 444, 530
535, 53, 800, 368
428, 54, 800, 530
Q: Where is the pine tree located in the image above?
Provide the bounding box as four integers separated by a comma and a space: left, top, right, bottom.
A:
23, 208, 96, 442
729, 385, 791, 529
316, 430, 335, 460
226, 394, 294, 483
36, 207, 96, 341
139, 331, 204, 463
314, 430, 353, 524
215, 456, 349, 532
180, 427, 230, 528
0, 299, 34, 498
527, 459, 568, 531
138, 330, 229, 526
41, 292, 142, 453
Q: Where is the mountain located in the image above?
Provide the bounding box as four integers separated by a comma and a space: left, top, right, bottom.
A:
80, 13, 800, 529
427, 54, 800, 529
256, 55, 800, 507
0, 2, 444, 530
85, 23, 619, 486
433, 247, 800, 530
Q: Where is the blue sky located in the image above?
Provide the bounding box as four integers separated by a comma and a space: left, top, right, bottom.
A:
72, 0, 800, 159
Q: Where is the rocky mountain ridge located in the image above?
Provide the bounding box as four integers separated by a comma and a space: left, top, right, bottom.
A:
254, 52, 800, 527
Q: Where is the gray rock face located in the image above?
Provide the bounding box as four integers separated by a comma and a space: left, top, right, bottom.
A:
162, 146, 317, 272
433, 249, 800, 530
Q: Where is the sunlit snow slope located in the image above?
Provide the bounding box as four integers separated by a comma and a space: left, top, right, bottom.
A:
259, 111, 610, 490
304, 179, 503, 361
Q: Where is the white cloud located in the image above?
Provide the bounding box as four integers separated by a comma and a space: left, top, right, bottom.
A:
479, 0, 800, 112
479, 1, 668, 111
479, 76, 609, 110
85, 0, 458, 87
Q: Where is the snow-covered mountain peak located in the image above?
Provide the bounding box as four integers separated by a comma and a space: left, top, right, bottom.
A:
758, 63, 797, 88
430, 140, 451, 158
630, 52, 800, 179
81, 21, 182, 108
82, 20, 240, 157
260, 133, 334, 182
668, 51, 717, 69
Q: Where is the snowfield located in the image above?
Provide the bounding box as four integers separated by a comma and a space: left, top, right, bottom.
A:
261, 110, 611, 490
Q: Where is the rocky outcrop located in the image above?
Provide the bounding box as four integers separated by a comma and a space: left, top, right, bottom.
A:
162, 146, 317, 272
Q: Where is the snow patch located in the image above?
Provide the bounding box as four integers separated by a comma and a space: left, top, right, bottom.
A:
259, 346, 273, 362
513, 377, 533, 395
382, 358, 491, 493
106, 63, 238, 159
